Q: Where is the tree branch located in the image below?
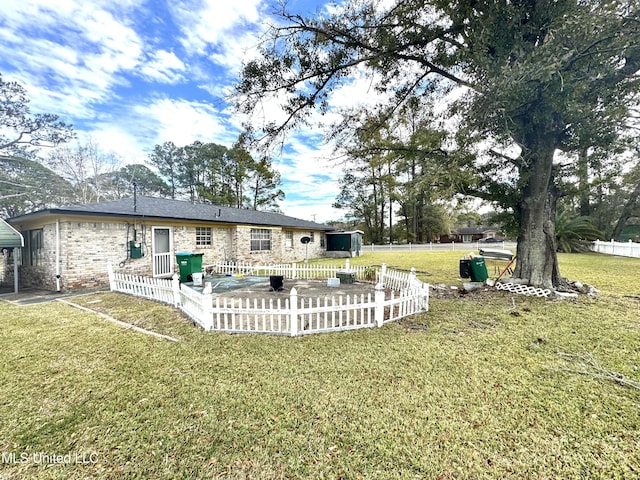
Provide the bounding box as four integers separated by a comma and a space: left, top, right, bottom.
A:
556, 351, 640, 390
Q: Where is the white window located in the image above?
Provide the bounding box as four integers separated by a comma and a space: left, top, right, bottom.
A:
285, 231, 293, 248
25, 229, 43, 266
196, 227, 212, 247
251, 229, 271, 251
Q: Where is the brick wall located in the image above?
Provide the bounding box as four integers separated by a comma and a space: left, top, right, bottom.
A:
279, 229, 327, 263
16, 219, 329, 292
172, 224, 234, 265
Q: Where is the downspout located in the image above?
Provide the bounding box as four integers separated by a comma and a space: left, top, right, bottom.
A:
13, 248, 18, 294
56, 219, 61, 292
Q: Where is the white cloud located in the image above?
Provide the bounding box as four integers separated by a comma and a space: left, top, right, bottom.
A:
0, 0, 144, 118
139, 50, 186, 84
208, 30, 263, 76
81, 9, 142, 62
280, 199, 344, 223
271, 128, 346, 222
169, 0, 264, 55
81, 128, 150, 164
132, 97, 236, 148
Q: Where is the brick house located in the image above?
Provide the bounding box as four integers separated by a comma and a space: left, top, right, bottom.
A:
6, 196, 335, 292
438, 226, 501, 243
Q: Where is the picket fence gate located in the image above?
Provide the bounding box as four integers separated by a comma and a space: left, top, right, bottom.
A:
107, 262, 429, 336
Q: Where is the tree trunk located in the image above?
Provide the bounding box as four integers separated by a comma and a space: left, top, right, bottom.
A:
512, 143, 563, 289
577, 148, 590, 217
611, 180, 640, 240
415, 190, 424, 243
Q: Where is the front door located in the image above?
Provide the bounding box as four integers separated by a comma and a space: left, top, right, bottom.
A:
152, 227, 173, 277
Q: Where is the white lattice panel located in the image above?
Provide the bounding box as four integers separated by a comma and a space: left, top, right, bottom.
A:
496, 282, 551, 297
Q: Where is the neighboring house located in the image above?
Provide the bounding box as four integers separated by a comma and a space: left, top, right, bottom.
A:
439, 226, 501, 243
7, 196, 335, 292
617, 222, 640, 242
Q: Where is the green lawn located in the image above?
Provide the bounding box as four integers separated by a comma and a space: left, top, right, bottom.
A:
0, 252, 639, 479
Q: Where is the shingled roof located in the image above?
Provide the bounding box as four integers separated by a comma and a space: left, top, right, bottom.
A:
9, 196, 334, 231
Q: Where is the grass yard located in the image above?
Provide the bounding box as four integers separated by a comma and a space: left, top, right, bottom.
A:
0, 252, 639, 479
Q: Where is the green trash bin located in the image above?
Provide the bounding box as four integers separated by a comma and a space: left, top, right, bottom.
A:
176, 252, 204, 282
469, 256, 488, 282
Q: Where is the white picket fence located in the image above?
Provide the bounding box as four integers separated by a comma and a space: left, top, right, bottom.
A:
591, 240, 640, 259
107, 271, 178, 307
205, 259, 377, 281
107, 262, 429, 336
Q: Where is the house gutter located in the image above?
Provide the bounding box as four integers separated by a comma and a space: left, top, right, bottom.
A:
56, 219, 61, 292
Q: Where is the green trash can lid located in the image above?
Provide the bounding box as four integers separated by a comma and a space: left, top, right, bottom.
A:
176, 252, 192, 256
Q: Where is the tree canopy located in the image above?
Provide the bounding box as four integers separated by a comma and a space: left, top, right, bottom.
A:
0, 73, 74, 154
0, 155, 75, 217
148, 139, 284, 211
236, 0, 640, 288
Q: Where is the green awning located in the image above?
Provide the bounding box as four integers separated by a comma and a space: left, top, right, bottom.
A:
0, 218, 24, 248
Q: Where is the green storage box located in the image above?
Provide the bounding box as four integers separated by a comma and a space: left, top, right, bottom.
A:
176, 252, 204, 282
469, 256, 488, 282
336, 271, 356, 284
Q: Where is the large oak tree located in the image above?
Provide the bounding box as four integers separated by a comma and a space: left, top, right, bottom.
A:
235, 0, 640, 289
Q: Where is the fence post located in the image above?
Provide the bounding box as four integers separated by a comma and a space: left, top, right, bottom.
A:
292, 262, 297, 279
172, 273, 180, 307
290, 287, 299, 336
107, 262, 115, 291
345, 258, 350, 271
422, 283, 430, 312
375, 283, 385, 328
204, 293, 214, 331
379, 263, 387, 287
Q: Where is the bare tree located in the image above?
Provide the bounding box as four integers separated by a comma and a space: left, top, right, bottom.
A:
44, 138, 121, 203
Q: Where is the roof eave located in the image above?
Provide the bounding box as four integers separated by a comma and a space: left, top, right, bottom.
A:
9, 208, 335, 231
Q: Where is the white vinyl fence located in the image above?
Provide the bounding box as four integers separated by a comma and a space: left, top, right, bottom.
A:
205, 259, 377, 281
591, 240, 640, 259
107, 261, 429, 336
106, 271, 178, 306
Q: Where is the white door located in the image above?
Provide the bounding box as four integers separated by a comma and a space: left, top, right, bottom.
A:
152, 227, 173, 277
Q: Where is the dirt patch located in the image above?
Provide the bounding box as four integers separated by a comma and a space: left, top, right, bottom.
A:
213, 279, 390, 300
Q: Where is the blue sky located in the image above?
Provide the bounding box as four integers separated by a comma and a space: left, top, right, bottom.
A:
0, 0, 362, 222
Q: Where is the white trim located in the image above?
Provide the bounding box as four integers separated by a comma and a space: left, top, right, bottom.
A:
152, 226, 174, 277
55, 219, 61, 292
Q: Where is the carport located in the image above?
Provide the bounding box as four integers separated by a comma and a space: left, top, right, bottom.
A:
0, 218, 24, 293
